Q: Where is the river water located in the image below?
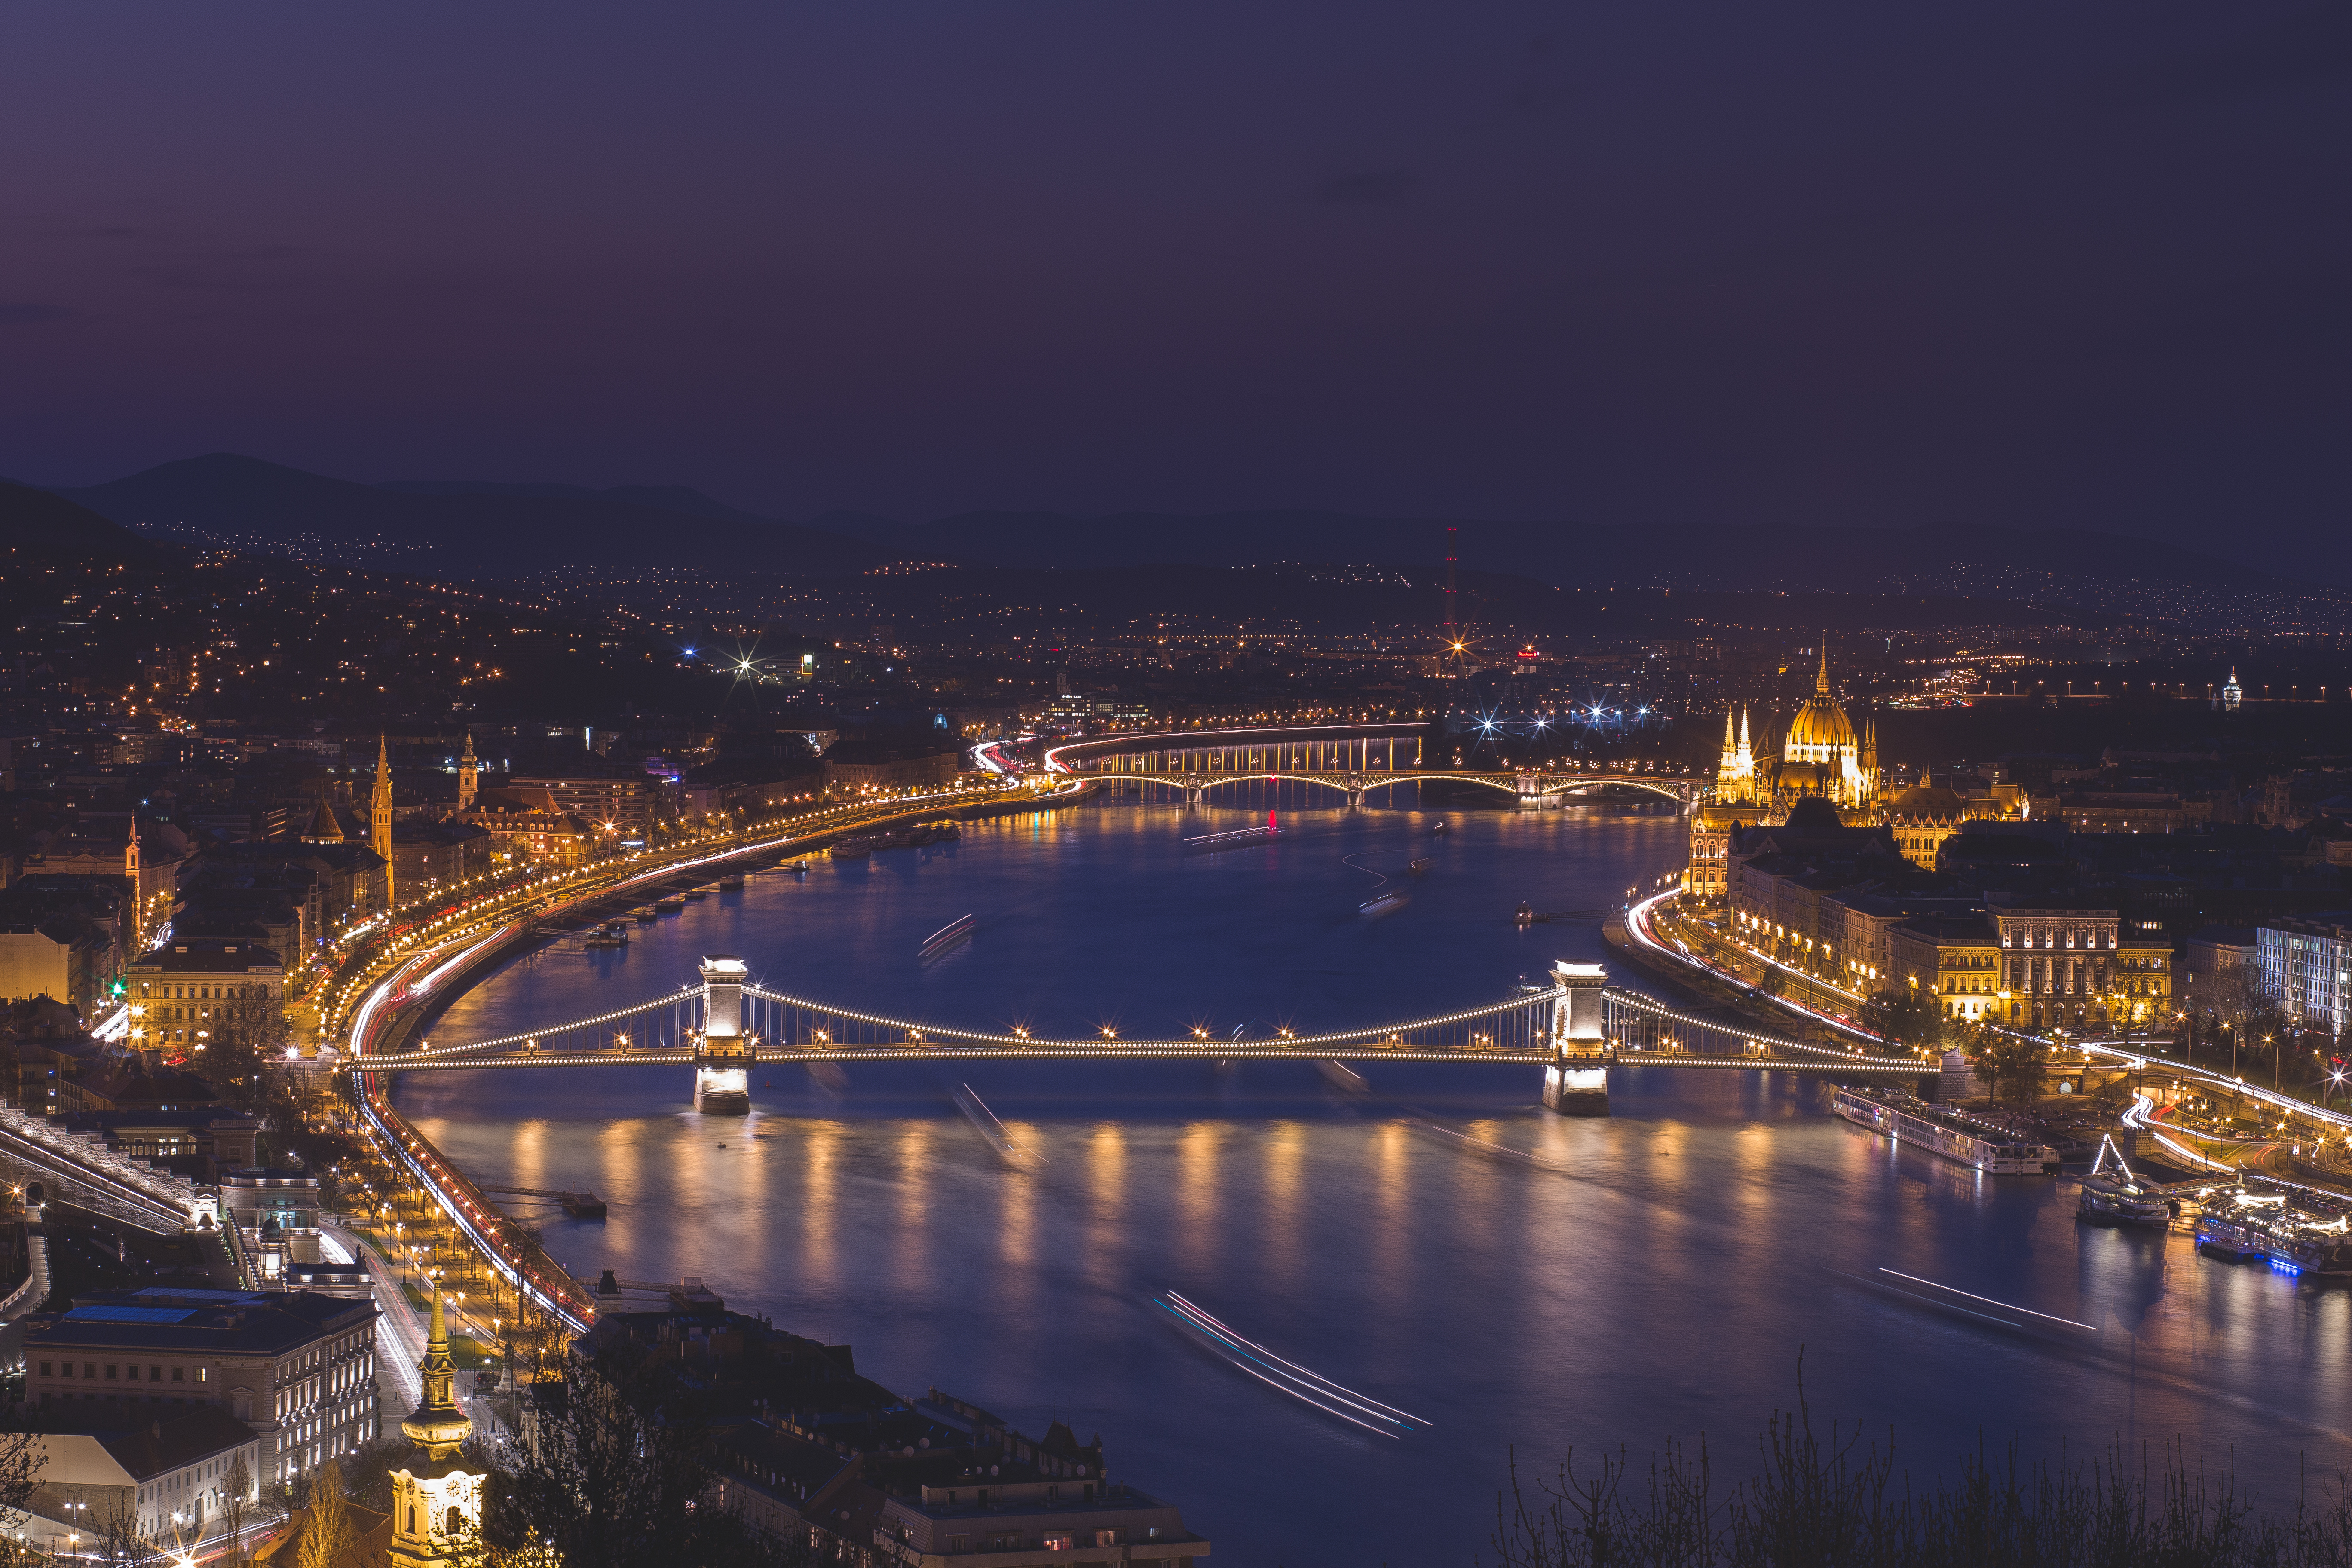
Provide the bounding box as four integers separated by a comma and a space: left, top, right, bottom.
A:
398, 793, 2352, 1567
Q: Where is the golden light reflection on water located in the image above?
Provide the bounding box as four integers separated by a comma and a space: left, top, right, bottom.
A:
1262, 1121, 1305, 1287
892, 1121, 934, 1292
1175, 1123, 1222, 1277
996, 1130, 1037, 1272
801, 1119, 840, 1292
1370, 1121, 1410, 1288
511, 1119, 550, 1191
1084, 1124, 1130, 1289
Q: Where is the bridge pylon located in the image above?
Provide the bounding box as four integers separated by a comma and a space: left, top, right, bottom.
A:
1542, 960, 1612, 1115
693, 954, 753, 1115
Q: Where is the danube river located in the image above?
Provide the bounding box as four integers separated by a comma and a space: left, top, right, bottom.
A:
401, 794, 2352, 1567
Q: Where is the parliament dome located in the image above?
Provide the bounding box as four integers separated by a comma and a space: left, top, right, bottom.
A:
1785, 648, 1854, 749
1788, 692, 1855, 748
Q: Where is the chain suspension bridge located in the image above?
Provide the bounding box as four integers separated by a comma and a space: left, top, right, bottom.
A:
357, 956, 1937, 1116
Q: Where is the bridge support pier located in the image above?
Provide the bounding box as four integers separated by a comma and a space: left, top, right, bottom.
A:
1542, 960, 1612, 1115
692, 955, 753, 1115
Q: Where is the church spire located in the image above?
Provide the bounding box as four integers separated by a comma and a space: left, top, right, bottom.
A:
401, 1286, 470, 1459
1816, 639, 1831, 694
389, 1283, 481, 1568
371, 735, 395, 909
457, 729, 478, 813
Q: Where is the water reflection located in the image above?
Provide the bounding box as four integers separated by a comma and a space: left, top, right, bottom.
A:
394, 802, 2352, 1568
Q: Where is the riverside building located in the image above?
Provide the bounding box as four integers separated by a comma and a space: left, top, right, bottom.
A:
2255, 914, 2352, 1036
24, 1287, 380, 1483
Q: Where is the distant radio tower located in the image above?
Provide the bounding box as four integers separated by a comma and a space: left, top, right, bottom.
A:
1443, 524, 1458, 644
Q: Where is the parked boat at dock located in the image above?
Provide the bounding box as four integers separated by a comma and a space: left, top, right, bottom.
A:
2078, 1136, 2174, 1227
2194, 1184, 2352, 1277
1831, 1085, 2059, 1175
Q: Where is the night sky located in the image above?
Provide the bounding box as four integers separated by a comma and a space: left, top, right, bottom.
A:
4, 4, 2345, 557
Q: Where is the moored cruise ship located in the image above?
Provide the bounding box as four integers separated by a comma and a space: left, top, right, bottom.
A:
1831, 1085, 2059, 1175
2194, 1185, 2352, 1277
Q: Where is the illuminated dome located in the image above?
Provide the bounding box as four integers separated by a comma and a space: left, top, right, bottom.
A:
1785, 649, 1854, 749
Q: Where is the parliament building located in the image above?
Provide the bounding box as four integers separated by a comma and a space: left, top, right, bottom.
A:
1685, 650, 2013, 900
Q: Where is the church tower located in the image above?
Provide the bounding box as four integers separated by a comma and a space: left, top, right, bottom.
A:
388, 1287, 481, 1568
371, 735, 396, 911
456, 730, 478, 812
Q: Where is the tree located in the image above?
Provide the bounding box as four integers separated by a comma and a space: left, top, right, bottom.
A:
294, 1459, 354, 1568
1972, 1034, 2049, 1106
0, 1391, 42, 1563
95, 1489, 147, 1565
493, 1353, 806, 1568
1864, 987, 1947, 1054
220, 1453, 253, 1567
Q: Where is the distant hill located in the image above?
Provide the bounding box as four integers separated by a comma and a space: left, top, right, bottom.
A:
52, 454, 881, 577
377, 478, 778, 528
0, 481, 164, 567
864, 509, 2306, 597
40, 456, 2341, 624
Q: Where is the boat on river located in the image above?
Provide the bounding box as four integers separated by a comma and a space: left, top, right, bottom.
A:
1831, 1085, 2059, 1175
2195, 1184, 2352, 1277
920, 913, 977, 957
2078, 1136, 2174, 1227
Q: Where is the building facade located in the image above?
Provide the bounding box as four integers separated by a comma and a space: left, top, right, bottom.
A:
22, 1406, 260, 1556
25, 1288, 380, 1484
128, 939, 285, 1055
2255, 915, 2352, 1037
1991, 901, 2172, 1030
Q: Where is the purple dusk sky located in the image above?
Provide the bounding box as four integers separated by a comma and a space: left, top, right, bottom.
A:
3, 3, 2345, 557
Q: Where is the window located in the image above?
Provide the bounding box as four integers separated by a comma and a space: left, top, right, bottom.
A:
106, 1365, 119, 1380
39, 1363, 49, 1378
446, 1506, 463, 1535
172, 1367, 184, 1383
128, 1365, 139, 1381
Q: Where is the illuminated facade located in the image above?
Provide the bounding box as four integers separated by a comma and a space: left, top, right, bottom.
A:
456, 729, 478, 812
1774, 649, 1878, 810
370, 736, 396, 910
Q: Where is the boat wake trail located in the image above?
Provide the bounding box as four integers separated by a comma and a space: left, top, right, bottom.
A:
1154, 1291, 1428, 1439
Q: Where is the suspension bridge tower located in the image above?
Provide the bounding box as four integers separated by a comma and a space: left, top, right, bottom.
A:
1541, 961, 1611, 1115
694, 954, 754, 1114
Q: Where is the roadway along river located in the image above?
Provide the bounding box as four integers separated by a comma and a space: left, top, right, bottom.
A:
401, 791, 2352, 1568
